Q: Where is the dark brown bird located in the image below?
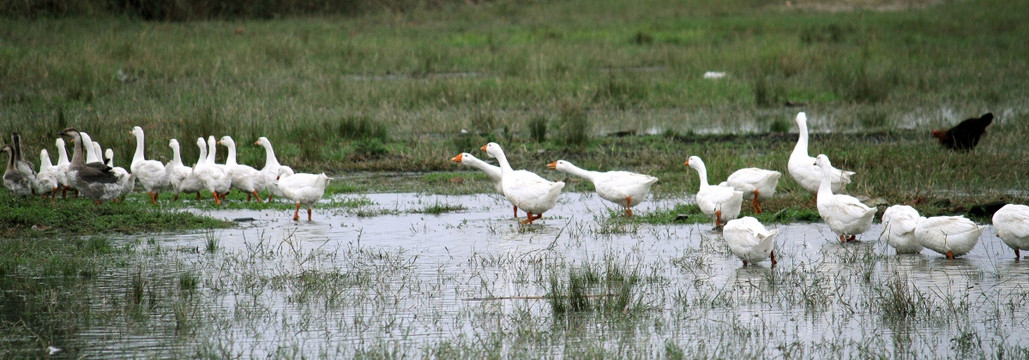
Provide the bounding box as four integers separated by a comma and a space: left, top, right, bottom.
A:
932, 112, 993, 151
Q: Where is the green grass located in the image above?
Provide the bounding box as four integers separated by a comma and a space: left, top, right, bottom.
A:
0, 192, 231, 238
0, 0, 1026, 221
0, 0, 1025, 181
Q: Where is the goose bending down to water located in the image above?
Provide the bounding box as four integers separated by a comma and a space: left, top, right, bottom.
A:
547, 159, 658, 217
219, 136, 264, 202
719, 167, 781, 214
35, 149, 60, 201
193, 137, 231, 205
814, 154, 875, 242
3, 144, 36, 196
723, 217, 779, 266
57, 128, 122, 204
164, 139, 202, 201
255, 137, 291, 201
104, 148, 135, 201
915, 215, 984, 259
277, 170, 329, 221
880, 205, 924, 254
992, 204, 1029, 259
481, 142, 564, 225
685, 156, 743, 229
130, 126, 168, 204
450, 152, 517, 218
788, 112, 855, 194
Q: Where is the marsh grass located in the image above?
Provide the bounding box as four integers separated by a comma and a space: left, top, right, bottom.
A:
547, 261, 642, 317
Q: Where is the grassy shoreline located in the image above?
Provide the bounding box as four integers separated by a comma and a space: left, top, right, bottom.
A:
2, 0, 1027, 231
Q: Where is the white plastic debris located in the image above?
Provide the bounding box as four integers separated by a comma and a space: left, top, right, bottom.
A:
703, 71, 727, 79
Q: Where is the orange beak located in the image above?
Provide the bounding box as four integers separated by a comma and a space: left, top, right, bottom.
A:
479, 145, 488, 152
254, 140, 260, 145
683, 159, 690, 166
546, 161, 557, 169
450, 154, 463, 162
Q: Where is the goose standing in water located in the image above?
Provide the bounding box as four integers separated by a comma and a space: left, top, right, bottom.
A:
915, 215, 983, 259
684, 156, 743, 229
451, 152, 517, 218
547, 159, 657, 217
723, 217, 779, 266
277, 169, 329, 221
255, 137, 292, 201
814, 154, 875, 242
992, 204, 1029, 259
481, 142, 564, 225
880, 205, 924, 254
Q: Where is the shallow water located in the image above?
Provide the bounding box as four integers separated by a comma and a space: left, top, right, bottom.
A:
9, 192, 1029, 358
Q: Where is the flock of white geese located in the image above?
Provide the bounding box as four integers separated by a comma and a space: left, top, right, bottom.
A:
4, 113, 1029, 265
3, 127, 328, 221
450, 112, 1029, 266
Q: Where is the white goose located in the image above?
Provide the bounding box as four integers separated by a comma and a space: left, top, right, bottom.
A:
164, 139, 203, 201
35, 149, 59, 201
547, 159, 658, 217
880, 205, 924, 254
104, 148, 135, 201
992, 204, 1029, 259
915, 215, 983, 259
788, 112, 855, 193
58, 128, 122, 204
814, 154, 875, 242
719, 167, 781, 214
255, 137, 292, 201
723, 217, 779, 266
684, 155, 743, 229
3, 144, 35, 196
277, 170, 329, 221
193, 137, 231, 205
481, 142, 565, 225
130, 126, 168, 204
219, 136, 264, 202
79, 132, 101, 164
53, 138, 73, 198
451, 152, 517, 217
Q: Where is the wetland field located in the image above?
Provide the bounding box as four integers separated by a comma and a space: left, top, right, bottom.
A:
3, 0, 1029, 358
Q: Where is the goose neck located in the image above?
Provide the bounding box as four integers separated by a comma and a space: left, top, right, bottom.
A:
793, 121, 809, 158
133, 132, 147, 164
224, 142, 237, 166
564, 164, 596, 182
262, 143, 280, 168
817, 164, 833, 197
206, 139, 218, 163
493, 150, 513, 174
57, 141, 69, 164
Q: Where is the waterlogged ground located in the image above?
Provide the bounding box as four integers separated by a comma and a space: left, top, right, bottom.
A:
12, 192, 1029, 358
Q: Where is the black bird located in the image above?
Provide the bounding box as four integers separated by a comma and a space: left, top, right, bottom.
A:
932, 112, 993, 151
